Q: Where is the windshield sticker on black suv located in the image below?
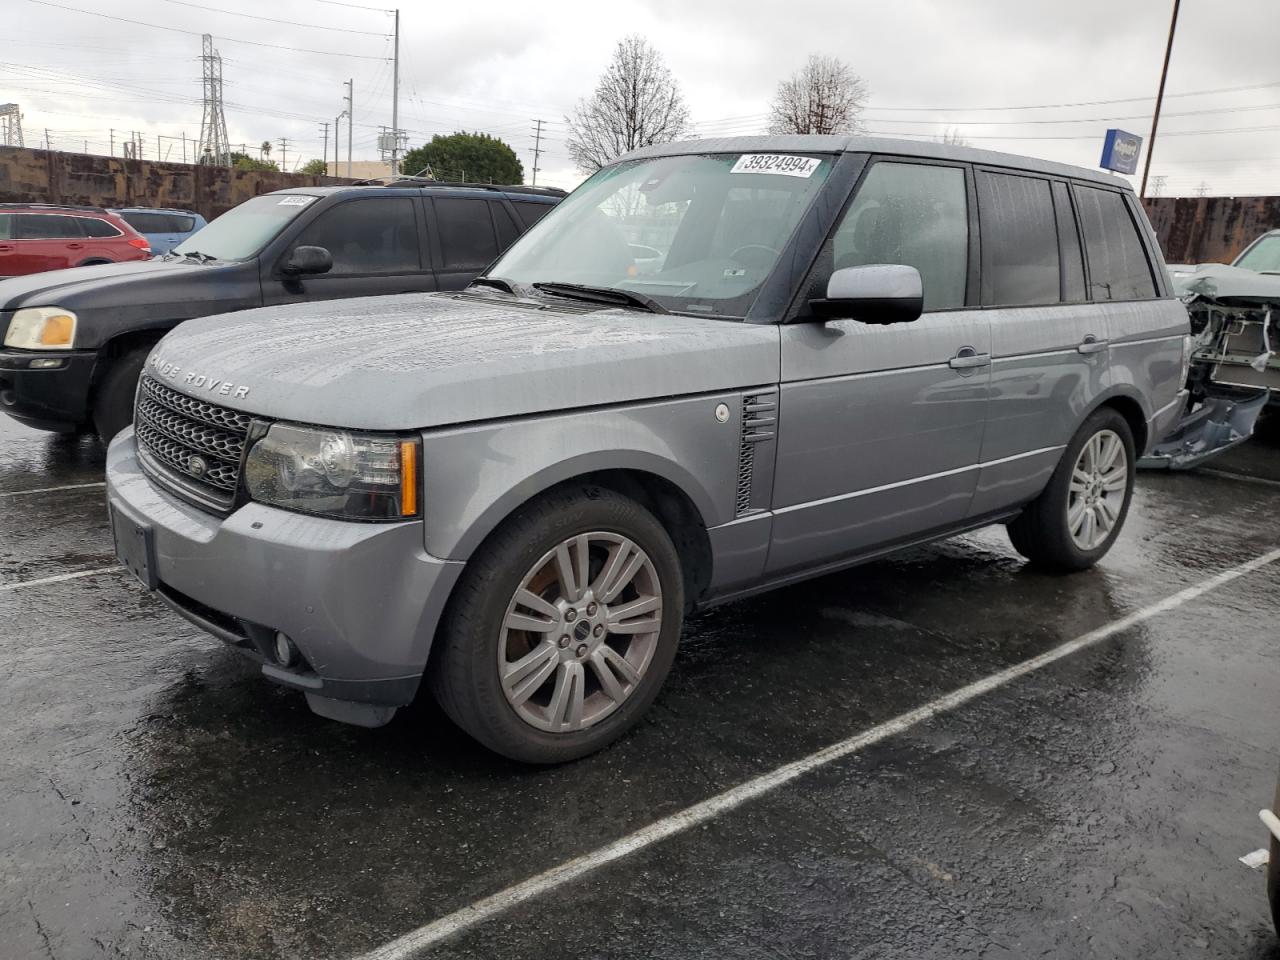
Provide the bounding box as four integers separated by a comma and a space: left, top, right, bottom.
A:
730, 154, 821, 178
277, 196, 316, 206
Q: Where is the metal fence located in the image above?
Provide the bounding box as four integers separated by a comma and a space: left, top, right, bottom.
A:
1143, 196, 1280, 266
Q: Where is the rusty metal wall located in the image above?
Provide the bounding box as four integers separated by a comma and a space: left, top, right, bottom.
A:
0, 147, 356, 220
1142, 196, 1280, 265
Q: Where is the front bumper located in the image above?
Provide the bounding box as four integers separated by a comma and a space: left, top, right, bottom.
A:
0, 348, 98, 431
105, 429, 465, 725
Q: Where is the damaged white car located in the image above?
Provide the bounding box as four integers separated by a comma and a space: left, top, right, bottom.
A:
1143, 234, 1277, 468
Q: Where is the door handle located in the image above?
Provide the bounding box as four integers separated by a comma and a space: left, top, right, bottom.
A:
66, 242, 84, 250
948, 348, 992, 370
1077, 336, 1109, 355
0, 245, 12, 252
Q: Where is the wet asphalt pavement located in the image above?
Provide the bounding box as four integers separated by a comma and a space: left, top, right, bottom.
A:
1, 412, 1278, 960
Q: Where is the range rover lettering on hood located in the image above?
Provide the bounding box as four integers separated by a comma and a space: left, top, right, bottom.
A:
149, 354, 251, 400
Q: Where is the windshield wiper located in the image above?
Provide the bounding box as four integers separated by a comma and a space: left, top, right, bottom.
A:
468, 275, 516, 294
532, 281, 668, 315
174, 250, 216, 263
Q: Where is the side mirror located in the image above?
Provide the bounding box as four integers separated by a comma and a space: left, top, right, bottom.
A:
281, 245, 333, 276
805, 264, 924, 324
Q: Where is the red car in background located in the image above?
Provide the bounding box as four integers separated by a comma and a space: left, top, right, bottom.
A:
0, 204, 151, 278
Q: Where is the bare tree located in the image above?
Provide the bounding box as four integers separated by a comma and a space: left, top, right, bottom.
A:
768, 55, 867, 135
937, 127, 970, 146
565, 35, 692, 174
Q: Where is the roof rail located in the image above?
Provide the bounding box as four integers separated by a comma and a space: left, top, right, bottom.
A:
0, 201, 109, 214
347, 177, 567, 197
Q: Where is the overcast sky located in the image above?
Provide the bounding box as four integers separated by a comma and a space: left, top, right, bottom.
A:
6, 0, 1280, 195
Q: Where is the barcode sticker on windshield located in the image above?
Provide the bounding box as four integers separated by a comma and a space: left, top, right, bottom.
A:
278, 196, 315, 206
731, 154, 821, 178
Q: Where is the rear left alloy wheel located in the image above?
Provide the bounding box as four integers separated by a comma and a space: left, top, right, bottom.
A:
430, 487, 684, 764
1007, 408, 1136, 572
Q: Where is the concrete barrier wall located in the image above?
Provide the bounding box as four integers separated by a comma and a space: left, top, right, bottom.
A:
0, 147, 356, 221
1143, 196, 1280, 266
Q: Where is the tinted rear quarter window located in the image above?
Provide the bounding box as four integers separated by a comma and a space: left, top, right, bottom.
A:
1074, 185, 1156, 301
14, 214, 82, 239
435, 197, 499, 270
79, 217, 122, 238
977, 172, 1059, 306
511, 200, 553, 230
122, 212, 196, 233
293, 197, 420, 275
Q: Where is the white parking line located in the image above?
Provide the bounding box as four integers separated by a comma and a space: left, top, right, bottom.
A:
355, 546, 1280, 960
0, 567, 118, 594
1197, 469, 1280, 490
0, 482, 106, 499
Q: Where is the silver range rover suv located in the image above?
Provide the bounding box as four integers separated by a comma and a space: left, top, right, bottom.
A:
104, 136, 1190, 763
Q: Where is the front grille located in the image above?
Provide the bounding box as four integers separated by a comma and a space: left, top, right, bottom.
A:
134, 374, 252, 512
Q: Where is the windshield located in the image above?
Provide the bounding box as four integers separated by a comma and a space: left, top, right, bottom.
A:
173, 194, 318, 261
1234, 235, 1280, 274
491, 152, 833, 317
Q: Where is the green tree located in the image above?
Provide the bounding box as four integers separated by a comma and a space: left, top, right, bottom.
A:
401, 132, 523, 184
229, 151, 279, 172
300, 158, 329, 175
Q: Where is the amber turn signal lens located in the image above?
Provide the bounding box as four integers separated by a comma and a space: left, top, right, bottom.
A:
39, 314, 75, 346
399, 440, 418, 517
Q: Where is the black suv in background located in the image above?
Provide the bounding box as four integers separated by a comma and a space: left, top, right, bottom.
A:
0, 181, 564, 440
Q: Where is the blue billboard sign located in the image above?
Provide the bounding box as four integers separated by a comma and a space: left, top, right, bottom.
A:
1100, 129, 1143, 175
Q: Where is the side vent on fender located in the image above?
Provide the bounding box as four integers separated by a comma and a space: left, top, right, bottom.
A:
736, 390, 777, 516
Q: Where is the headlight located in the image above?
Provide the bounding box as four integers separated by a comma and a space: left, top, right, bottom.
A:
244, 423, 419, 520
4, 306, 78, 350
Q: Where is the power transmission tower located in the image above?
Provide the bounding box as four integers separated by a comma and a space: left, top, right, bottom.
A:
530, 119, 545, 186
1150, 175, 1167, 198
196, 34, 230, 165
277, 137, 291, 172
0, 103, 23, 147
1195, 181, 1209, 198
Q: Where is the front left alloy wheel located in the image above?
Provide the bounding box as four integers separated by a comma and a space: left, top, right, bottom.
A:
430, 486, 684, 764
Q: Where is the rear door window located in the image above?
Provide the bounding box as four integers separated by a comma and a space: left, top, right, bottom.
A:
292, 197, 421, 275
832, 161, 969, 311
1073, 185, 1157, 301
78, 217, 122, 238
490, 201, 520, 250
977, 172, 1060, 306
14, 214, 82, 239
0, 214, 11, 240
434, 197, 499, 271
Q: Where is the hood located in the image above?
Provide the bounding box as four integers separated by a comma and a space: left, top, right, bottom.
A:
1171, 263, 1280, 307
146, 292, 781, 430
0, 259, 249, 314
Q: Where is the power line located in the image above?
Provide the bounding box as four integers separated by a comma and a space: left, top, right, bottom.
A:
24, 0, 391, 60
860, 79, 1280, 114
153, 0, 392, 36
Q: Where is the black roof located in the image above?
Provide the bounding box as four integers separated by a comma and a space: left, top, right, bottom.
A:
347, 177, 567, 198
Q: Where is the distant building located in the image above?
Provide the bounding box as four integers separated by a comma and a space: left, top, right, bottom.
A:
325, 160, 395, 179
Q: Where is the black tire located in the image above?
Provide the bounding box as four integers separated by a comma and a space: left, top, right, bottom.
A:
91, 347, 149, 443
1007, 407, 1136, 572
429, 485, 684, 764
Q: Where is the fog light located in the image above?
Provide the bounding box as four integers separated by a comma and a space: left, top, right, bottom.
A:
29, 358, 65, 369
274, 632, 298, 667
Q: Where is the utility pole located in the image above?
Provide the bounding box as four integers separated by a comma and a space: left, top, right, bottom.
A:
390, 9, 400, 177
1140, 0, 1181, 199
109, 128, 114, 157
344, 79, 353, 177
320, 122, 329, 175
335, 111, 345, 175
277, 137, 290, 172
182, 131, 187, 163
531, 119, 545, 186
